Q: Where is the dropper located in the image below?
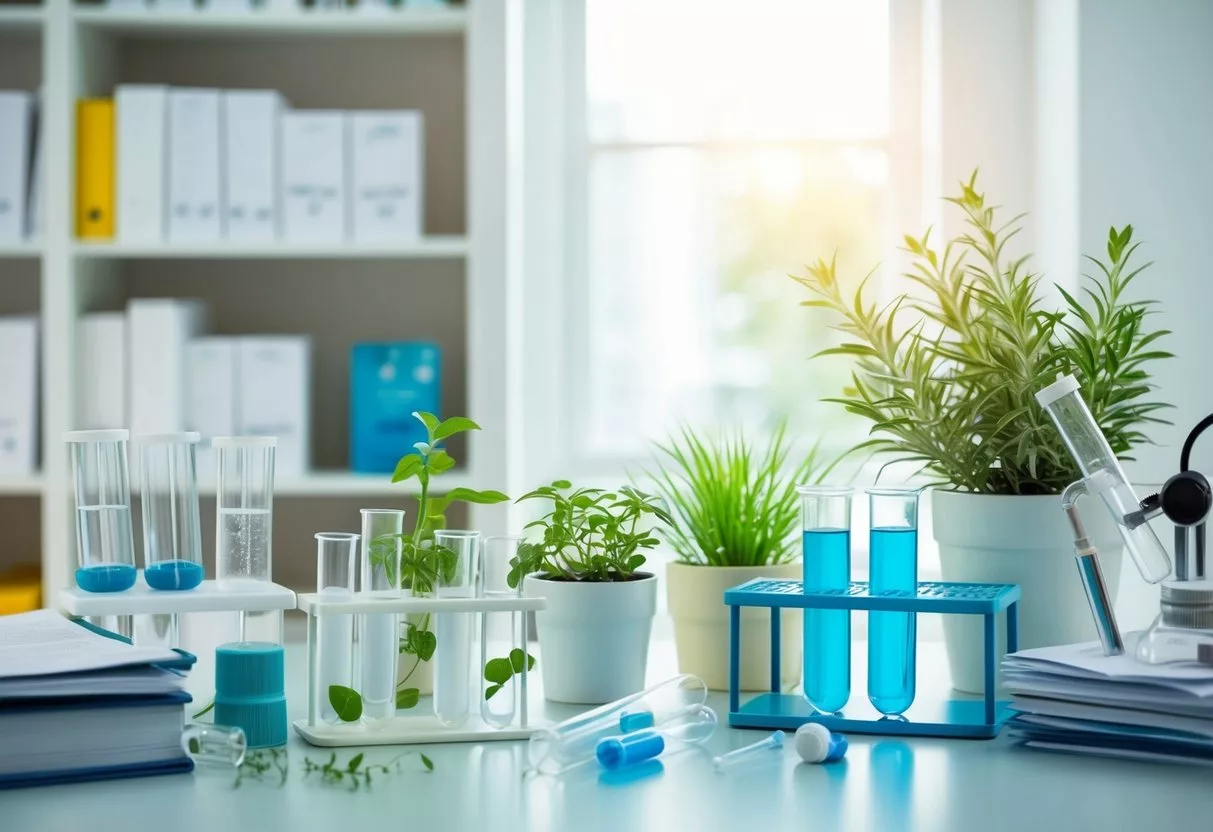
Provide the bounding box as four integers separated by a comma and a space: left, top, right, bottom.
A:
712, 731, 784, 772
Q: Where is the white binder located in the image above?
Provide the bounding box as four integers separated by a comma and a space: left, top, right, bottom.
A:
222, 90, 284, 242
280, 111, 346, 243
350, 110, 424, 243
167, 89, 223, 242
116, 85, 168, 244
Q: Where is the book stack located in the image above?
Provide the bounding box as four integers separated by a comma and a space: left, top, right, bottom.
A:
1005, 638, 1213, 767
0, 610, 195, 789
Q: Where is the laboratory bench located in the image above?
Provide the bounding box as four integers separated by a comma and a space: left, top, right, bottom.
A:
3, 642, 1212, 831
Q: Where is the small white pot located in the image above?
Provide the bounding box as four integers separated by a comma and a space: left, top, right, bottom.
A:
933, 490, 1123, 694
667, 561, 802, 691
525, 573, 657, 705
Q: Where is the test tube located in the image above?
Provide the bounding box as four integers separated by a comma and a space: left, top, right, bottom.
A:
480, 535, 523, 729
867, 487, 920, 715
798, 485, 852, 714
182, 724, 247, 768
66, 430, 137, 593
213, 437, 275, 589
433, 530, 479, 729
137, 432, 204, 591
359, 509, 404, 724
315, 532, 358, 722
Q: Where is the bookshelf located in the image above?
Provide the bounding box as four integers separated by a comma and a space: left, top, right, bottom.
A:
0, 0, 518, 599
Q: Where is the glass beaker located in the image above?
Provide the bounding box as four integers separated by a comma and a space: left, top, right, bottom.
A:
213, 437, 276, 589
798, 485, 852, 713
66, 429, 137, 593
137, 432, 204, 591
433, 530, 479, 728
359, 508, 404, 724
867, 487, 920, 715
480, 535, 523, 729
316, 532, 358, 722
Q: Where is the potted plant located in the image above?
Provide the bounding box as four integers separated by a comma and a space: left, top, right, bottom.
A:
508, 482, 672, 704
643, 423, 835, 691
791, 173, 1171, 692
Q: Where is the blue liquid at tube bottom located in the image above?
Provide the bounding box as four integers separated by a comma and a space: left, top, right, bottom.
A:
76, 564, 137, 593
145, 560, 205, 591
802, 529, 850, 713
868, 527, 917, 715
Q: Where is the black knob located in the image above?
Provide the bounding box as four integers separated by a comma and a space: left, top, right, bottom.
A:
1161, 471, 1213, 527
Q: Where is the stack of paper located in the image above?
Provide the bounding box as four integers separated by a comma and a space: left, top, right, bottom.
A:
1005, 635, 1213, 766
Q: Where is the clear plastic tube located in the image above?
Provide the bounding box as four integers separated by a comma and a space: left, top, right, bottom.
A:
316, 532, 358, 722
1037, 374, 1171, 583
66, 429, 136, 593
359, 509, 403, 724
480, 535, 522, 729
182, 724, 247, 768
137, 432, 204, 591
867, 487, 919, 716
798, 485, 852, 713
527, 674, 709, 774
712, 730, 784, 772
213, 437, 276, 589
433, 530, 479, 729
595, 705, 717, 770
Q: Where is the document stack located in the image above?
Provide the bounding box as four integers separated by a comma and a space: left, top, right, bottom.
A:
1005, 637, 1213, 766
0, 610, 195, 789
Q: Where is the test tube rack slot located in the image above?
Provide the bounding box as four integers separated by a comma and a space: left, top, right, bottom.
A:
294, 593, 547, 747
59, 576, 298, 616
724, 578, 1020, 739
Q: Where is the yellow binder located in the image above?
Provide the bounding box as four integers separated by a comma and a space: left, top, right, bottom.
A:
76, 98, 114, 239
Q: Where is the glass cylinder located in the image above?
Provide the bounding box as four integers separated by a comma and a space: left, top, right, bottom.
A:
359, 509, 404, 724
433, 530, 479, 729
66, 429, 137, 593
798, 485, 852, 713
481, 535, 522, 729
316, 532, 358, 723
181, 723, 247, 768
213, 437, 276, 589
867, 487, 920, 715
137, 432, 204, 591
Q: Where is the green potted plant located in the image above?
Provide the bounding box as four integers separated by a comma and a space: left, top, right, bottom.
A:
791, 173, 1171, 692
643, 423, 834, 691
507, 482, 672, 704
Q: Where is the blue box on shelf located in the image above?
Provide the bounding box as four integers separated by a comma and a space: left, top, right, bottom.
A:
724, 579, 1020, 739
350, 342, 441, 474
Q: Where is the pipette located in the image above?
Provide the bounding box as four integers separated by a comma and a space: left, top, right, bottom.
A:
712, 730, 784, 772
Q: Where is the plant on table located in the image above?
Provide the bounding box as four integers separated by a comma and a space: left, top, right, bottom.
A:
789, 171, 1172, 494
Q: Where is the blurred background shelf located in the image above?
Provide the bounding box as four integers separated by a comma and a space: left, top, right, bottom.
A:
194, 470, 473, 498
0, 7, 42, 32
72, 236, 468, 260
0, 241, 41, 258
0, 473, 43, 496
71, 7, 467, 37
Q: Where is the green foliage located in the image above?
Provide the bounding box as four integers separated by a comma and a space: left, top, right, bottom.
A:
643, 422, 837, 566
301, 750, 432, 791
328, 685, 363, 722
483, 648, 536, 701
233, 749, 289, 789
790, 172, 1172, 495
508, 482, 672, 584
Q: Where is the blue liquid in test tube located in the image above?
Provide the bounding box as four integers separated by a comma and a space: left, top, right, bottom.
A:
867, 488, 921, 716
798, 486, 853, 714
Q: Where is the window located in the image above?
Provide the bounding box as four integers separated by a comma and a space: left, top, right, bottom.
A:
567, 0, 904, 470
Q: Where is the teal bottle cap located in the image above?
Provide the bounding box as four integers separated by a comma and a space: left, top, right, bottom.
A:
214, 641, 287, 749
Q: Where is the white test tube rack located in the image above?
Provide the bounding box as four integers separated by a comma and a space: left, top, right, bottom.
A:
294, 592, 547, 746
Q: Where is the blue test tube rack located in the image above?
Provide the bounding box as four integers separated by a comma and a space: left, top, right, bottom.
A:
724, 579, 1020, 739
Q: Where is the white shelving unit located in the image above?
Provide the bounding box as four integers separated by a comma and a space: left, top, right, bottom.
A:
0, 0, 521, 602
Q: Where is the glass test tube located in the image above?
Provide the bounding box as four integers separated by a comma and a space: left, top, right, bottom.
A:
480, 535, 523, 729
66, 430, 137, 593
799, 485, 852, 713
214, 437, 276, 589
867, 487, 920, 716
138, 432, 204, 591
433, 530, 480, 728
316, 532, 358, 723
359, 509, 404, 724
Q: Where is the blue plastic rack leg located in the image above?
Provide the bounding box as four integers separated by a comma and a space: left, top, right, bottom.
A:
770, 607, 781, 692
729, 604, 740, 714
983, 612, 996, 725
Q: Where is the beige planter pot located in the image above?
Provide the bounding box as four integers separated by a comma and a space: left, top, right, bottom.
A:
933, 490, 1122, 694
667, 562, 802, 691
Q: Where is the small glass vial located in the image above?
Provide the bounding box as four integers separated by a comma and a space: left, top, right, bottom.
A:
182, 724, 247, 768
480, 535, 523, 729
315, 532, 358, 722
798, 485, 852, 714
66, 429, 137, 593
214, 436, 276, 589
1136, 579, 1213, 665
867, 487, 920, 716
138, 432, 204, 591
433, 530, 480, 729
359, 509, 404, 724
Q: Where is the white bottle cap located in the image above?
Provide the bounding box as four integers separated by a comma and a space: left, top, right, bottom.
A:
1034, 373, 1080, 408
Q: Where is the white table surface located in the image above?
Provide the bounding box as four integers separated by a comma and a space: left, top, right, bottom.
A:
4, 641, 1213, 831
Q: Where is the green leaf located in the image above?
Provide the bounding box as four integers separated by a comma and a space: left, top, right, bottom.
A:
426, 450, 456, 474
441, 487, 510, 505
396, 688, 420, 709
188, 737, 201, 754
347, 753, 363, 773
420, 753, 434, 771
551, 479, 572, 489
413, 411, 440, 433
626, 554, 646, 572
192, 698, 215, 719
484, 658, 513, 684
391, 454, 424, 483
328, 685, 363, 722
415, 629, 437, 662
432, 416, 481, 442
508, 648, 536, 673
484, 683, 503, 700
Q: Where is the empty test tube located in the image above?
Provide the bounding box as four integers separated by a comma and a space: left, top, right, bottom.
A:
433, 530, 480, 729
712, 731, 785, 772
481, 535, 524, 729
182, 724, 247, 768
315, 532, 358, 722
359, 509, 404, 724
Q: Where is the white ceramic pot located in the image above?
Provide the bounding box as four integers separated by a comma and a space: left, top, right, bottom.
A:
666, 561, 802, 691
933, 490, 1123, 694
525, 573, 657, 704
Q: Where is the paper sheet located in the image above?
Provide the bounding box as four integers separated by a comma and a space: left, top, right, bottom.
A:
1007, 633, 1213, 683
0, 610, 179, 679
